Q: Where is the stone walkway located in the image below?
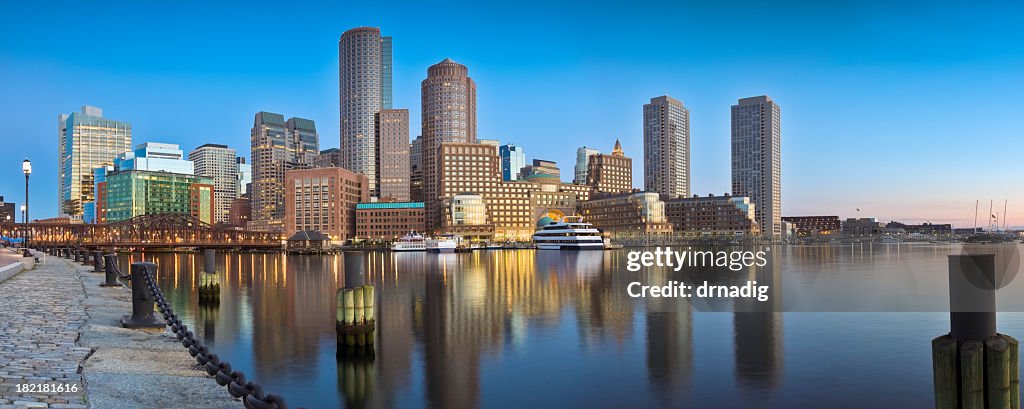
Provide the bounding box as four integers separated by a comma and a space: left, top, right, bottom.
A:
0, 254, 91, 408
0, 253, 239, 409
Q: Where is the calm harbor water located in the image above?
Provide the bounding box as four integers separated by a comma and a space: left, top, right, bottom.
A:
123, 244, 1024, 408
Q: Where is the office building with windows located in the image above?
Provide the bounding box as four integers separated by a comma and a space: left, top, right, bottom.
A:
58, 105, 132, 219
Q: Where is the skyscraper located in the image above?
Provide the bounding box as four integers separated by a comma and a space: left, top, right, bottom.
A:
339, 27, 392, 196
574, 146, 599, 184
190, 144, 240, 224
421, 58, 477, 230
731, 95, 781, 239
409, 136, 423, 202
58, 105, 132, 219
250, 112, 319, 232
643, 95, 690, 198
375, 109, 411, 201
500, 144, 526, 181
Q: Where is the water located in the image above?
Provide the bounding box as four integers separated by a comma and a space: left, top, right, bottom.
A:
123, 244, 1024, 408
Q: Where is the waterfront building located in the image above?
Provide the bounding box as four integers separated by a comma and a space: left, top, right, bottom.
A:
781, 216, 841, 235
574, 146, 599, 185
100, 170, 214, 224
841, 218, 886, 236
410, 136, 423, 202
500, 144, 527, 181
236, 157, 252, 196
250, 112, 319, 233
479, 139, 500, 147
665, 194, 760, 238
314, 148, 342, 168
58, 105, 132, 219
228, 197, 251, 228
339, 27, 392, 196
885, 221, 953, 236
436, 142, 590, 241
283, 167, 369, 243
355, 202, 425, 240
586, 140, 633, 194
189, 144, 239, 224
643, 95, 690, 199
422, 58, 477, 231
732, 95, 782, 239
518, 159, 560, 181
442, 193, 493, 240
376, 109, 411, 201
579, 191, 673, 238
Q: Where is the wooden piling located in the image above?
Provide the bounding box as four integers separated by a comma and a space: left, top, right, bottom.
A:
985, 334, 1020, 409
353, 286, 365, 325
342, 289, 350, 325
363, 285, 375, 322
962, 340, 985, 409
932, 335, 958, 409
342, 288, 355, 326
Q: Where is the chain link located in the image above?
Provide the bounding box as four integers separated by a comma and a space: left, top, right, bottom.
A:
141, 269, 295, 409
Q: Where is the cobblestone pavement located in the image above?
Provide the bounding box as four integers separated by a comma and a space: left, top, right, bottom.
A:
0, 255, 91, 408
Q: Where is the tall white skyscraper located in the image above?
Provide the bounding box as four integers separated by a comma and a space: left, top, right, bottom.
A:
731, 95, 781, 239
573, 146, 599, 185
643, 95, 690, 198
339, 26, 392, 196
189, 144, 239, 223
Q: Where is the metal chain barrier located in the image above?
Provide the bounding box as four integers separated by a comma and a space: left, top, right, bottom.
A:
140, 268, 296, 409
109, 257, 131, 280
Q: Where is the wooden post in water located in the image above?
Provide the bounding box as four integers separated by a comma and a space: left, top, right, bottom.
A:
933, 254, 1020, 409
197, 249, 220, 305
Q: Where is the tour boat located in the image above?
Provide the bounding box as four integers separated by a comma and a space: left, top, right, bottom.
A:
532, 216, 605, 250
426, 235, 460, 253
391, 233, 427, 252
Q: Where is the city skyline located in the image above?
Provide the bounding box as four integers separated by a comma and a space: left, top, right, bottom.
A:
2, 2, 1023, 225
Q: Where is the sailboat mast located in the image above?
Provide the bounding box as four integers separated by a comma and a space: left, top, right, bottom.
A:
989, 200, 994, 231
1004, 200, 1008, 230
974, 200, 979, 233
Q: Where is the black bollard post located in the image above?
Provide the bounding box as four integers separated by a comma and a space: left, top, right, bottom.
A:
121, 262, 164, 329
949, 254, 997, 343
73, 249, 81, 263
101, 254, 121, 287
344, 252, 365, 288
80, 250, 90, 265
93, 251, 104, 273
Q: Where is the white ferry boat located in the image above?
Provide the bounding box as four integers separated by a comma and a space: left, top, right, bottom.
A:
532, 216, 605, 250
426, 235, 461, 253
391, 233, 427, 252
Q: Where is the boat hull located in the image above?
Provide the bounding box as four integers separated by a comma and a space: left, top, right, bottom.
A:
535, 242, 605, 250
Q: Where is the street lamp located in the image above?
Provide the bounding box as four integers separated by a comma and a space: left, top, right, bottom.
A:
22, 158, 30, 248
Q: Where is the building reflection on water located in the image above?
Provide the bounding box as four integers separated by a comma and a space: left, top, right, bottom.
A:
128, 248, 787, 408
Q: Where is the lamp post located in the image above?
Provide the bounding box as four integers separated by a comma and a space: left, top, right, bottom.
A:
19, 205, 26, 248
22, 158, 30, 248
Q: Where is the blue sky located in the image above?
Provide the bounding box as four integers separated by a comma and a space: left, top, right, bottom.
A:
1, 0, 1022, 225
